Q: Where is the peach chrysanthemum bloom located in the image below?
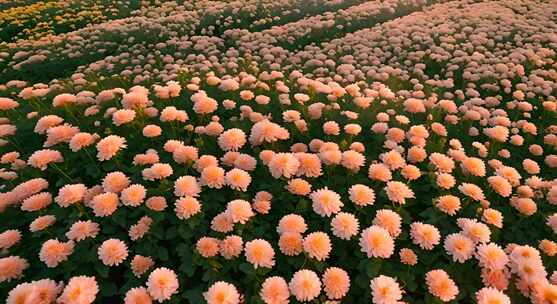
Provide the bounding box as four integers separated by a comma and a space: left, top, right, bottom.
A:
96, 135, 127, 161
0, 256, 28, 283
124, 287, 152, 304
196, 237, 220, 258
195, 155, 219, 172
44, 124, 79, 147
522, 159, 540, 175
277, 214, 307, 234
331, 212, 359, 240
399, 248, 418, 266
225, 199, 254, 224
21, 192, 52, 211
373, 209, 402, 238
146, 267, 179, 302
219, 235, 243, 260
142, 163, 173, 181
510, 196, 537, 216
480, 268, 510, 291
39, 239, 74, 268
175, 196, 201, 220
482, 209, 503, 228
34, 115, 64, 134
225, 168, 251, 192
102, 171, 130, 193
249, 120, 289, 146
200, 166, 225, 189
121, 184, 146, 207
475, 287, 510, 304
6, 282, 34, 304
98, 238, 128, 266
495, 166, 521, 186
322, 267, 350, 299
174, 176, 201, 197
295, 153, 322, 177
459, 219, 491, 243
252, 199, 270, 214
259, 150, 275, 165
289, 269, 321, 302
204, 281, 240, 304
211, 213, 234, 233
476, 243, 508, 271
268, 153, 300, 179
540, 240, 557, 257
487, 176, 512, 197
52, 93, 76, 107
27, 149, 63, 170
380, 150, 405, 170
278, 232, 303, 256
435, 195, 461, 216
425, 269, 459, 302
23, 279, 61, 304
341, 150, 365, 172
429, 153, 455, 173
58, 276, 98, 304
66, 220, 100, 241
385, 181, 414, 204
370, 275, 403, 304
146, 196, 167, 211
348, 184, 375, 206
131, 255, 154, 277
260, 276, 289, 304
303, 232, 331, 261
407, 146, 427, 163
286, 178, 312, 196
443, 233, 474, 263
218, 128, 246, 151
359, 225, 394, 258
55, 183, 87, 207
410, 222, 441, 250
234, 154, 257, 171
436, 173, 456, 189
458, 183, 485, 201
319, 149, 342, 166
461, 157, 486, 177
91, 192, 119, 217
401, 164, 421, 180
29, 215, 56, 232
69, 132, 97, 151
484, 126, 509, 142
112, 109, 136, 126
310, 187, 343, 217
0, 97, 19, 110
323, 121, 340, 135
245, 239, 275, 268
143, 125, 162, 138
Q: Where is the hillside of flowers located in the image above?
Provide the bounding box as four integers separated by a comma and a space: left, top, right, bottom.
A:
1, 0, 557, 303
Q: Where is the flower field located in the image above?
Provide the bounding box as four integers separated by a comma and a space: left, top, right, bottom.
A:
1, 0, 557, 303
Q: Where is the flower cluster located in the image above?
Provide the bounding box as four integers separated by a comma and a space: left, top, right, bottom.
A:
1, 0, 557, 303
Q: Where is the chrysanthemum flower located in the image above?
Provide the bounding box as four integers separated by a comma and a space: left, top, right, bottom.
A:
146, 268, 179, 302
58, 276, 98, 304
289, 270, 321, 302
204, 281, 240, 304
370, 275, 403, 304
260, 276, 289, 304
359, 225, 394, 258
322, 267, 350, 299
245, 239, 275, 268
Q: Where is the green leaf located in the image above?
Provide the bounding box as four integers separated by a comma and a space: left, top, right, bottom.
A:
366, 259, 382, 277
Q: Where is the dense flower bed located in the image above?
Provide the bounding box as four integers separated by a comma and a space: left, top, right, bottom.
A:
1, 0, 557, 303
